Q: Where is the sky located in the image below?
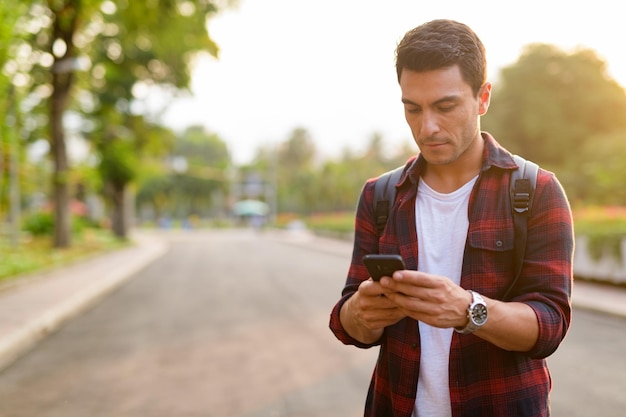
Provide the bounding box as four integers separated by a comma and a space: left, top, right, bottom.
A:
160, 0, 626, 165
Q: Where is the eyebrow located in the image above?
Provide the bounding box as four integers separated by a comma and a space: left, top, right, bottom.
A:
401, 94, 461, 106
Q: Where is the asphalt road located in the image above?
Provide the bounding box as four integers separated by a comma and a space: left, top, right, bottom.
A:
0, 229, 624, 416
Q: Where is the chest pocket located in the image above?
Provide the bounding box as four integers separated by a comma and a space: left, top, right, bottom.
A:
467, 220, 514, 252
465, 219, 517, 298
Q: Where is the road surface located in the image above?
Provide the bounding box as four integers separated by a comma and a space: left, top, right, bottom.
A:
0, 229, 624, 416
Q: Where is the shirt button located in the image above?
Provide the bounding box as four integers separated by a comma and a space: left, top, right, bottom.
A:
495, 240, 503, 248
411, 343, 417, 349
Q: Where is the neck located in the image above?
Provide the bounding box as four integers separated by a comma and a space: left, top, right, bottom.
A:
423, 136, 484, 193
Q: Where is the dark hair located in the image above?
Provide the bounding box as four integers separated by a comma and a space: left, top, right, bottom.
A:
395, 19, 487, 95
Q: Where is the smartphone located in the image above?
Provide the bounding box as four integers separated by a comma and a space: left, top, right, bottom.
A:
362, 254, 406, 281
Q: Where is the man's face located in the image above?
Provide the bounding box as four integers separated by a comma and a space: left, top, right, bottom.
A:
399, 65, 490, 166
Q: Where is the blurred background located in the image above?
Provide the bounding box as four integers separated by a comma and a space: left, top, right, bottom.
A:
2, 1, 626, 416
1, 0, 625, 280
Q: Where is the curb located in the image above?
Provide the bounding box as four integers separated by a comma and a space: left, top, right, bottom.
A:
571, 280, 626, 319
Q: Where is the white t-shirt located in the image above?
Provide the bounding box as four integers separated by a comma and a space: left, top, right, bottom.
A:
413, 176, 477, 417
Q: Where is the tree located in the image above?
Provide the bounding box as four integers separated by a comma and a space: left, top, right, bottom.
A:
45, 0, 102, 247
277, 127, 316, 170
244, 127, 417, 215
14, 0, 231, 245
483, 43, 626, 204
135, 126, 230, 224
0, 0, 32, 245
275, 128, 317, 213
578, 132, 626, 205
98, 133, 137, 234
82, 0, 226, 238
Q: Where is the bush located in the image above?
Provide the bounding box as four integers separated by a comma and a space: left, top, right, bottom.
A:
573, 206, 626, 261
22, 212, 54, 236
22, 212, 96, 237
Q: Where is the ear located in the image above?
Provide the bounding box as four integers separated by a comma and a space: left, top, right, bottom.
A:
478, 82, 492, 116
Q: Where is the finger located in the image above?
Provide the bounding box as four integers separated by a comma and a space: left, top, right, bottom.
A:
392, 270, 439, 287
360, 307, 406, 329
358, 279, 381, 296
379, 275, 424, 297
360, 278, 396, 298
384, 272, 449, 298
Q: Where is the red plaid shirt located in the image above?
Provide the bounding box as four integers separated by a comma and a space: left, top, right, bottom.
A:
329, 133, 574, 417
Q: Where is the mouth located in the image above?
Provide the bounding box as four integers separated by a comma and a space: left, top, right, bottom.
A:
421, 141, 448, 149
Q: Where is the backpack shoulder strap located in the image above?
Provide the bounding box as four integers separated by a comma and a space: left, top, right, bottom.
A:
373, 165, 405, 235
510, 154, 539, 214
503, 154, 539, 300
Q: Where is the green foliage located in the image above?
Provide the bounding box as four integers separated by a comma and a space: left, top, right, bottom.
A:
483, 44, 626, 205
76, 0, 230, 237
22, 211, 94, 237
277, 128, 316, 170
2, 0, 231, 244
135, 126, 231, 221
0, 0, 31, 221
579, 222, 626, 262
22, 212, 55, 236
5, 0, 626, 256
175, 126, 230, 169
84, 0, 222, 115
106, 0, 220, 87
0, 228, 129, 281
245, 128, 415, 217
578, 132, 626, 205
305, 212, 355, 235
98, 139, 138, 187
0, 0, 28, 87
574, 207, 626, 262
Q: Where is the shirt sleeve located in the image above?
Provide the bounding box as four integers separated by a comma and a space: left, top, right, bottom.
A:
514, 171, 574, 359
329, 178, 383, 348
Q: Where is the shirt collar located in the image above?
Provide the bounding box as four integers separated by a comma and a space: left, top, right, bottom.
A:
402, 131, 518, 188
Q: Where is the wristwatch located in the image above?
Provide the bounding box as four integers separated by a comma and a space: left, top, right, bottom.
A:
455, 290, 488, 334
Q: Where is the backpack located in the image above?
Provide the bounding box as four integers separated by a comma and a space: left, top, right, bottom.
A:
373, 155, 538, 301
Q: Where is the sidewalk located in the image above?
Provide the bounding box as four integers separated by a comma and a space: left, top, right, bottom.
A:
571, 279, 626, 317
0, 232, 169, 372
0, 229, 624, 373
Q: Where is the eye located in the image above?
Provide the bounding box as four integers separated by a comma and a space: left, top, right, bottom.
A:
438, 104, 455, 112
405, 106, 421, 114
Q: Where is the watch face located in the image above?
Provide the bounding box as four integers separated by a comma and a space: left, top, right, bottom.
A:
471, 304, 488, 325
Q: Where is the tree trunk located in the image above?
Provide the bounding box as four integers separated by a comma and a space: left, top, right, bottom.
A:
49, 0, 80, 249
50, 75, 71, 248
110, 183, 127, 239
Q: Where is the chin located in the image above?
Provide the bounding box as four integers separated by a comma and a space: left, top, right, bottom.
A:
421, 151, 456, 166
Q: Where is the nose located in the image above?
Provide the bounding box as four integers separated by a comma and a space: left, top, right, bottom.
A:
420, 110, 440, 137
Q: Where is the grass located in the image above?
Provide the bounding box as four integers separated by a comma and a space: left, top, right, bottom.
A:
0, 228, 130, 283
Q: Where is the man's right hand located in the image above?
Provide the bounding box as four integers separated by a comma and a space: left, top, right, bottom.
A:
339, 278, 406, 344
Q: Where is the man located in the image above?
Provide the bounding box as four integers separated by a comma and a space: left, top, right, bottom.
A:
329, 19, 574, 417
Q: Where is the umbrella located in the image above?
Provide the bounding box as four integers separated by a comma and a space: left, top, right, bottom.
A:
233, 199, 269, 217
